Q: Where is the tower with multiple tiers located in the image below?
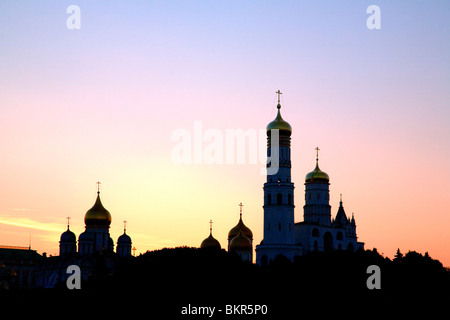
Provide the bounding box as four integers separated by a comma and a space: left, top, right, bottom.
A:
256, 92, 302, 265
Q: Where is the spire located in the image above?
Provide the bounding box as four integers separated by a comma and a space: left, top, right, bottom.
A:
335, 194, 348, 226
96, 181, 101, 194
315, 147, 320, 165
209, 219, 213, 235
123, 220, 127, 234
238, 202, 244, 220
66, 216, 71, 230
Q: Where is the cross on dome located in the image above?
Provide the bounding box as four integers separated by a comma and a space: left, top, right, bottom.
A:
276, 90, 282, 107
239, 202, 244, 219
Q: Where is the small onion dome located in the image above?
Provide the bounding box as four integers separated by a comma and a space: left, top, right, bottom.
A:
229, 231, 252, 252
266, 104, 292, 135
228, 216, 253, 241
118, 232, 132, 244
200, 233, 221, 249
305, 162, 329, 183
305, 150, 329, 184
60, 227, 76, 243
84, 192, 112, 227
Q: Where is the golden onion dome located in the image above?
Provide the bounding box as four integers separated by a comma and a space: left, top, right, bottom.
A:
200, 221, 221, 249
84, 192, 112, 227
228, 214, 253, 241
229, 231, 252, 252
266, 104, 292, 135
200, 234, 221, 249
305, 159, 329, 184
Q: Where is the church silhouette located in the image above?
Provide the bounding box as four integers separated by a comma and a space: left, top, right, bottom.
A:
35, 184, 133, 288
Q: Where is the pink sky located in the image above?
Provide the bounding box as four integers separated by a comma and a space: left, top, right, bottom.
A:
0, 1, 449, 265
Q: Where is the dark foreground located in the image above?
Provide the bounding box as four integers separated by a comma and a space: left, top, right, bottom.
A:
3, 248, 450, 317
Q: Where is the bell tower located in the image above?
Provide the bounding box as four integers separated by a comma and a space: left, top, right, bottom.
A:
256, 91, 302, 265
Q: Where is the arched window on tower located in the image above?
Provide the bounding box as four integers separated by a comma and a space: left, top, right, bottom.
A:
288, 194, 292, 205
277, 193, 282, 205
267, 194, 272, 205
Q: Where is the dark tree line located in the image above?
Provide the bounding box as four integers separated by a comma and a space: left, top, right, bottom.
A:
4, 247, 450, 316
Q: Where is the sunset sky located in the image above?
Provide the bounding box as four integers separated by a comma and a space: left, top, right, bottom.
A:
1, 1, 449, 265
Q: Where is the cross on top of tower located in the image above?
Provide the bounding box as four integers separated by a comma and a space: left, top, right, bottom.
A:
315, 147, 320, 162
276, 90, 282, 108
96, 181, 101, 194
123, 220, 127, 233
209, 219, 213, 234
66, 217, 71, 228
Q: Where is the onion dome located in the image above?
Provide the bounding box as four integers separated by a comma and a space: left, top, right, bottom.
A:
305, 147, 329, 184
200, 220, 221, 249
84, 191, 112, 228
266, 103, 292, 135
118, 222, 132, 244
118, 232, 132, 244
229, 231, 252, 252
60, 226, 76, 243
228, 203, 253, 241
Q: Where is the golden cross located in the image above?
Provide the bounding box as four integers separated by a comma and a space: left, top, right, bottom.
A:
96, 181, 101, 193
209, 219, 213, 233
315, 147, 320, 161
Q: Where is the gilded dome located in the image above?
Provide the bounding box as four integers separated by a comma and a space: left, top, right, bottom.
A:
84, 192, 112, 227
266, 104, 292, 135
305, 148, 329, 183
229, 231, 252, 252
228, 217, 253, 241
200, 234, 221, 249
305, 161, 329, 183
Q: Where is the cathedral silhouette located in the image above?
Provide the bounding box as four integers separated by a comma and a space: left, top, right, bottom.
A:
35, 185, 132, 287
